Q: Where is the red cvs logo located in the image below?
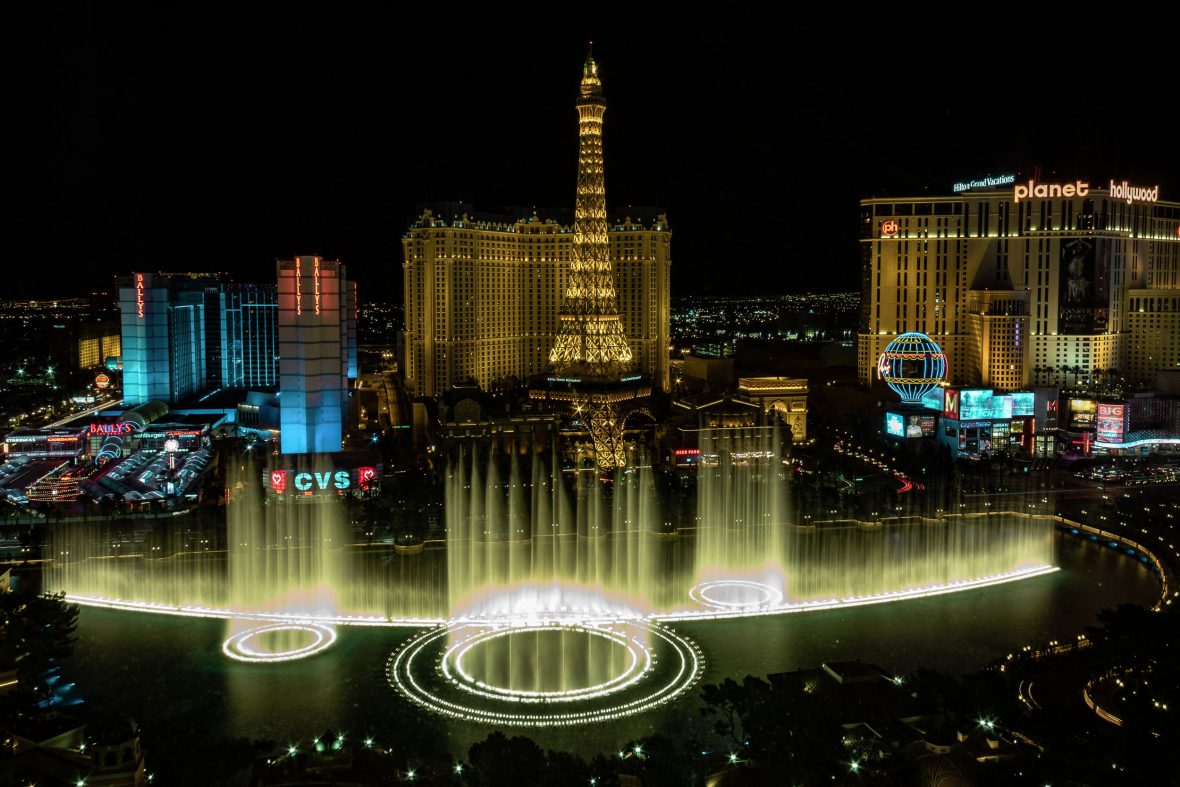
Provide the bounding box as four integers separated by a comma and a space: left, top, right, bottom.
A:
270, 470, 287, 495
358, 467, 376, 491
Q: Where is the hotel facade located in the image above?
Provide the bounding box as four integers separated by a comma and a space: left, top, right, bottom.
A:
402, 206, 671, 397
277, 256, 356, 454
858, 178, 1180, 391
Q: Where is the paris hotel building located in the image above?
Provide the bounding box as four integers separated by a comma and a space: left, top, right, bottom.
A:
402, 205, 672, 397
858, 178, 1180, 391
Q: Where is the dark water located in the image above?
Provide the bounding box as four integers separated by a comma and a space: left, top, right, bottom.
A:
63, 534, 1159, 757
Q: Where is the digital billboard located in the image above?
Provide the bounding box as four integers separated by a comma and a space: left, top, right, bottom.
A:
959, 389, 1013, 420
1070, 398, 1097, 428
907, 414, 936, 438
265, 466, 381, 496
1059, 238, 1111, 334
886, 412, 933, 439
1096, 403, 1126, 443
1010, 392, 1034, 417
921, 388, 944, 412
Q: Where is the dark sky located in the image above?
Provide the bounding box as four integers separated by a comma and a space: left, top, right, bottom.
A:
16, 7, 1179, 300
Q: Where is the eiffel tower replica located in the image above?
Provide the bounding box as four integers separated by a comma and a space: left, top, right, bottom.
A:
532, 49, 650, 471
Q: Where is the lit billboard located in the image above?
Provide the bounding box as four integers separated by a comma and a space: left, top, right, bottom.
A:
265, 465, 381, 496
921, 388, 944, 412
907, 414, 936, 438
1095, 403, 1126, 443
959, 389, 1013, 420
886, 412, 934, 439
1010, 392, 1034, 417
1070, 398, 1097, 428
1059, 238, 1111, 334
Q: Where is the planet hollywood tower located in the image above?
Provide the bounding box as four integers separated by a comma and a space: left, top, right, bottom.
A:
533, 50, 650, 470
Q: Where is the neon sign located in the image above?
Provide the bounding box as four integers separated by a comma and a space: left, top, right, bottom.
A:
266, 468, 370, 495
1013, 180, 1089, 203
1108, 180, 1159, 205
88, 423, 134, 436
313, 257, 321, 316
953, 174, 1015, 193
295, 258, 302, 316
879, 219, 899, 237
673, 449, 700, 456
292, 470, 350, 492
1096, 403, 1126, 442
135, 273, 145, 318
943, 389, 960, 420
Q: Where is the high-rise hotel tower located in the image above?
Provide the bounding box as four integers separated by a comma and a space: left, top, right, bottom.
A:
277, 256, 355, 454
401, 56, 671, 399
858, 178, 1180, 390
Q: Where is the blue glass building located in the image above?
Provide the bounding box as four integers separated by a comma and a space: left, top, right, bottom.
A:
278, 256, 354, 454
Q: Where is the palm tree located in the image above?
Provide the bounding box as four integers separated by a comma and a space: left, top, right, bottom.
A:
1044, 365, 1057, 388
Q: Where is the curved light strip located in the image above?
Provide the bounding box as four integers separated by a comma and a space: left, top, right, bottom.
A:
442, 622, 650, 703
665, 565, 1059, 622
388, 620, 703, 727
689, 579, 784, 611
223, 622, 337, 663
60, 564, 1060, 626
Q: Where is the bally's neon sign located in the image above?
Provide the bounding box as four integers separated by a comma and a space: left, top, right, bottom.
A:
314, 257, 321, 316
89, 423, 135, 435
295, 258, 302, 316
136, 273, 145, 318
1013, 180, 1089, 203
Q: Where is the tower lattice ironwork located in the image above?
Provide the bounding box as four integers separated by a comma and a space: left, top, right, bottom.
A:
549, 50, 633, 379
544, 50, 640, 471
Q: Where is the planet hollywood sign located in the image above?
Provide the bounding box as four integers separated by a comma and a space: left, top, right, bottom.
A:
1013, 178, 1160, 205
268, 466, 378, 495
1108, 180, 1159, 205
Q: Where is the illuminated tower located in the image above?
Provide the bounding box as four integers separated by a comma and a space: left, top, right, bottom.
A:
277, 256, 350, 455
536, 49, 649, 470
549, 50, 633, 378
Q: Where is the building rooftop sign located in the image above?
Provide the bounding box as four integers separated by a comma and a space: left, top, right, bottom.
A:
952, 174, 1016, 193
1109, 180, 1159, 205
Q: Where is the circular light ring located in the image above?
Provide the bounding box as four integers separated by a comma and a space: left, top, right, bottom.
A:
689, 579, 784, 611
223, 622, 337, 663
442, 622, 650, 703
388, 620, 703, 726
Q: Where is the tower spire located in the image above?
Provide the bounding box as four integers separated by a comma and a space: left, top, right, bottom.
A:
550, 50, 632, 379
581, 43, 601, 98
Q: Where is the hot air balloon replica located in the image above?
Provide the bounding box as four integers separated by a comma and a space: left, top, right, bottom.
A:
877, 332, 947, 403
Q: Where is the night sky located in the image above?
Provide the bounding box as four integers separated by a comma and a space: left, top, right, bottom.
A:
16, 7, 1178, 300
